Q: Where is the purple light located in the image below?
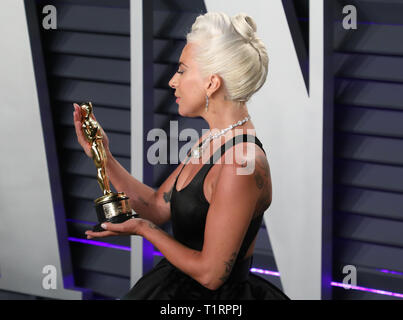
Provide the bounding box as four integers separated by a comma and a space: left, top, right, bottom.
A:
378, 269, 403, 276
68, 237, 131, 251
68, 238, 165, 255
331, 281, 403, 299
250, 267, 403, 299
65, 239, 403, 300
250, 267, 280, 277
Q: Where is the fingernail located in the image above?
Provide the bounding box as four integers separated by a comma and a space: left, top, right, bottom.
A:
101, 223, 106, 229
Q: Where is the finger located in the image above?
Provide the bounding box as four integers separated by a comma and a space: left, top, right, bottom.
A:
73, 103, 79, 115
74, 119, 86, 145
101, 222, 127, 233
73, 111, 80, 125
73, 122, 91, 157
72, 110, 85, 141
73, 103, 83, 121
85, 230, 119, 239
73, 105, 78, 121
73, 104, 81, 124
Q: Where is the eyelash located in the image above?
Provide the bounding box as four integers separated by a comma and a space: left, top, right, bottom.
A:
176, 70, 184, 74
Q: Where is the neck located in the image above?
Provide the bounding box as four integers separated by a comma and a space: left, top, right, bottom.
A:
202, 99, 250, 132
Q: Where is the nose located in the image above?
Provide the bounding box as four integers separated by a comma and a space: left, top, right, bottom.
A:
168, 73, 178, 89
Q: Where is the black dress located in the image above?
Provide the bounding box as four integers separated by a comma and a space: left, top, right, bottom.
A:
122, 134, 290, 300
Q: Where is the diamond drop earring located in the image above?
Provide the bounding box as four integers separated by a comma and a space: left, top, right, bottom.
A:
205, 95, 209, 112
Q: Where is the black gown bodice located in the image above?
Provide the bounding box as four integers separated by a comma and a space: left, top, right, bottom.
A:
122, 134, 290, 300
170, 134, 265, 262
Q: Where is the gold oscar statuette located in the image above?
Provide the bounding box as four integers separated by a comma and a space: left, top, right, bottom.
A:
79, 102, 138, 232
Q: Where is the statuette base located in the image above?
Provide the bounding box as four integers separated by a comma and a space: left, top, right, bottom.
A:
93, 192, 139, 232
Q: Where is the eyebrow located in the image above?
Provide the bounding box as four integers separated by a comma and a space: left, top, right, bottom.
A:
178, 62, 189, 68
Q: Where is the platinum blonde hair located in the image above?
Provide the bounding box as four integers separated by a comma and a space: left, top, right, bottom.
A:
186, 12, 269, 104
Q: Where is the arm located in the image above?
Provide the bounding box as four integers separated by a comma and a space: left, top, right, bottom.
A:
198, 148, 271, 289
74, 103, 176, 225
103, 133, 211, 226
88, 145, 270, 291
136, 156, 259, 290
141, 144, 270, 289
105, 151, 184, 226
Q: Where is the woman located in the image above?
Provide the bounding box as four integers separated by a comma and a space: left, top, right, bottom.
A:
74, 12, 289, 300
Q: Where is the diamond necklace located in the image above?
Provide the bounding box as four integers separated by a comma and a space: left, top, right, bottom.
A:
191, 115, 251, 158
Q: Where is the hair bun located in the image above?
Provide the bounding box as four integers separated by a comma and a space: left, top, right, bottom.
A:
230, 13, 257, 42
186, 12, 269, 103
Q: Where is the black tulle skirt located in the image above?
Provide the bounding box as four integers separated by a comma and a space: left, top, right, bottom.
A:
121, 257, 290, 300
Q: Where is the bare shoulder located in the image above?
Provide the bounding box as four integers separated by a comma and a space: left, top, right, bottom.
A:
215, 142, 270, 193
251, 144, 271, 190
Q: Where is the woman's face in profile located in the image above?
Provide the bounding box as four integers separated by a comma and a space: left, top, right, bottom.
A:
169, 43, 206, 117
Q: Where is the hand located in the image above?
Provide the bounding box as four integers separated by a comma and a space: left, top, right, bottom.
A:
73, 103, 110, 158
85, 218, 146, 239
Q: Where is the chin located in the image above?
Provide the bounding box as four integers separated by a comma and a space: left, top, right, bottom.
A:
178, 105, 199, 118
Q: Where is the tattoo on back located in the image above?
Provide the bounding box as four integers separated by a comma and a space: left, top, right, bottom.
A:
219, 251, 238, 283
163, 186, 173, 203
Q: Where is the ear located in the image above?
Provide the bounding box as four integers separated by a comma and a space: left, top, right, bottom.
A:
205, 74, 222, 96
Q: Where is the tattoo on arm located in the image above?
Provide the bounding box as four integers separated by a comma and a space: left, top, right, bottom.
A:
147, 221, 160, 230
138, 196, 150, 207
163, 186, 174, 203
256, 155, 269, 176
254, 155, 269, 190
219, 252, 237, 283
146, 221, 169, 245
254, 154, 272, 214
254, 173, 265, 189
